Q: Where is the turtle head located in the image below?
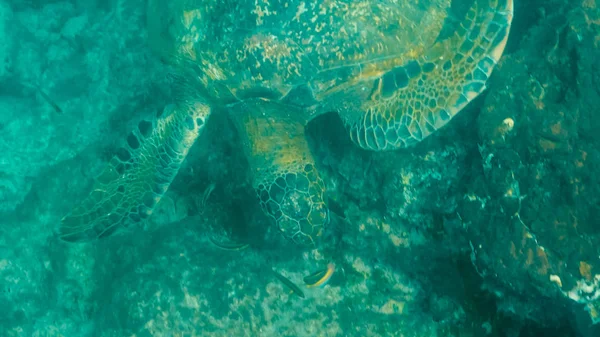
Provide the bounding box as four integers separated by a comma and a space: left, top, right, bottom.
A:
256, 164, 329, 246
231, 99, 330, 246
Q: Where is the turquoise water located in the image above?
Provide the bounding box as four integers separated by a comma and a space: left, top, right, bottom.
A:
1, 1, 599, 336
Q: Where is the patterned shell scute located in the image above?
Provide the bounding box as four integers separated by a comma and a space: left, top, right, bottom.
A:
161, 0, 451, 99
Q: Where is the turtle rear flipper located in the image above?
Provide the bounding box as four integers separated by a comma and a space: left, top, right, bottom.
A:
60, 101, 210, 242
345, 0, 513, 151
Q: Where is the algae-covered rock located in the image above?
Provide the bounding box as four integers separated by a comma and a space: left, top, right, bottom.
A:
462, 0, 600, 334
0, 1, 13, 80
69, 214, 477, 337
2, 0, 598, 336
0, 0, 166, 217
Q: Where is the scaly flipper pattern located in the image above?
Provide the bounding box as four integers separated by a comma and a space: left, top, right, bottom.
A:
60, 101, 210, 242
345, 0, 513, 150
234, 101, 329, 245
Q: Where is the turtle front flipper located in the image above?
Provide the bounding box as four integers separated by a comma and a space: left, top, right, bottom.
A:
343, 0, 513, 151
60, 101, 210, 242
234, 101, 329, 246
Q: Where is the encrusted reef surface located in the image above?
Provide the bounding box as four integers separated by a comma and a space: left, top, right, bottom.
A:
461, 0, 600, 334
0, 0, 599, 336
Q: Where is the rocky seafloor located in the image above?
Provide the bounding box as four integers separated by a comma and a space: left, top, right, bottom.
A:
1, 0, 599, 336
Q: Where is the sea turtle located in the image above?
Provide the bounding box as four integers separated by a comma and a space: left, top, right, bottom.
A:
59, 0, 513, 246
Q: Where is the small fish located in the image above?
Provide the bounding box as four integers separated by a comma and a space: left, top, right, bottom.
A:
272, 269, 305, 298
21, 81, 63, 114
35, 88, 63, 114
304, 263, 335, 288
208, 236, 249, 251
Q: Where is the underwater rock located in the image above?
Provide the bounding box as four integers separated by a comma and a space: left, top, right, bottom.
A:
463, 0, 600, 334
0, 1, 14, 80
0, 0, 165, 217
2, 0, 597, 336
